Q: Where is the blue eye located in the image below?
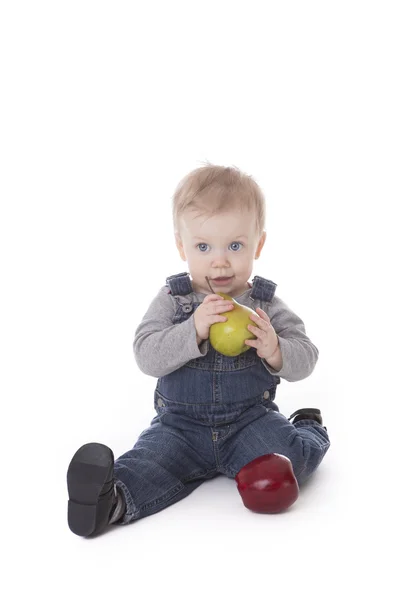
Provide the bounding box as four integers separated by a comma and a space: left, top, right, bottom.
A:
230, 242, 243, 251
196, 242, 243, 252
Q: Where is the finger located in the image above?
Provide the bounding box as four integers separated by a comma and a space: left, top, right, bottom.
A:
204, 294, 228, 303
208, 302, 234, 314
203, 294, 220, 303
248, 316, 269, 332
247, 324, 262, 338
213, 315, 228, 323
203, 294, 232, 306
249, 326, 269, 346
218, 303, 234, 311
255, 307, 271, 323
248, 321, 266, 339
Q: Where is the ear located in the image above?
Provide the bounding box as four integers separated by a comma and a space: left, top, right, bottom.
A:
175, 232, 186, 261
254, 231, 266, 259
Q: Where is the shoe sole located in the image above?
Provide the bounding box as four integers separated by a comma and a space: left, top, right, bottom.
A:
67, 442, 114, 537
290, 408, 323, 426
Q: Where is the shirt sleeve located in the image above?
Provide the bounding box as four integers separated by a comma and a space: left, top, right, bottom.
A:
261, 295, 319, 382
133, 286, 209, 377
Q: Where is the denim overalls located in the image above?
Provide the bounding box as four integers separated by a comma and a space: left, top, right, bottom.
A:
114, 272, 330, 523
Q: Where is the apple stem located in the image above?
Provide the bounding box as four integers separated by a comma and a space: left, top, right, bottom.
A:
205, 276, 215, 294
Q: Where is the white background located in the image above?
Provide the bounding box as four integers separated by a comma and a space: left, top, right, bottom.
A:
1, 1, 399, 598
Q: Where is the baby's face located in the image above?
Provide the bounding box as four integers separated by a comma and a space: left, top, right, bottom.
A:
175, 208, 266, 297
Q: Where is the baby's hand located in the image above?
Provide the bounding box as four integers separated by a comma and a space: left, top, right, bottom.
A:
194, 294, 234, 341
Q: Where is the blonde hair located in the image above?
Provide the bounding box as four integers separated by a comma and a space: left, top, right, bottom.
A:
172, 162, 266, 238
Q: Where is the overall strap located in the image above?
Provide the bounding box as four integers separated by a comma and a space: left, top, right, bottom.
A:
165, 272, 193, 296
250, 275, 277, 303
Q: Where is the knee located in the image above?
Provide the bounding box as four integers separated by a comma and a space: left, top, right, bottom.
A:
235, 454, 299, 514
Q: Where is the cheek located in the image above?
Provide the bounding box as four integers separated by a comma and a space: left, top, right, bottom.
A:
185, 250, 202, 267
235, 251, 251, 264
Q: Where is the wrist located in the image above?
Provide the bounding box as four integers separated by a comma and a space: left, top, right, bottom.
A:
267, 336, 280, 360
265, 336, 283, 370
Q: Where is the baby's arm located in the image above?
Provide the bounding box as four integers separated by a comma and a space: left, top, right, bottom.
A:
133, 286, 207, 377
261, 296, 319, 382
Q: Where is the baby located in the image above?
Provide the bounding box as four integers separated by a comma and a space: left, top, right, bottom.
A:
67, 164, 330, 536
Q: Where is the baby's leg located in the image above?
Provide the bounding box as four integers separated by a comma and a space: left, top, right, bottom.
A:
218, 404, 330, 512
67, 413, 216, 536
221, 405, 330, 484
114, 412, 217, 524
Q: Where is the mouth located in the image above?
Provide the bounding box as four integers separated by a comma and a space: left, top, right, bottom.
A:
212, 277, 233, 285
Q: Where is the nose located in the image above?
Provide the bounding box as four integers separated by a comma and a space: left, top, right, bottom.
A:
212, 250, 230, 267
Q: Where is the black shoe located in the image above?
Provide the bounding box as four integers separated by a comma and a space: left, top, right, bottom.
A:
67, 442, 125, 537
289, 407, 323, 426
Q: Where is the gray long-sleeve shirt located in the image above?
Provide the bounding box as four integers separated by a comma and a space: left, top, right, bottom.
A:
133, 283, 318, 382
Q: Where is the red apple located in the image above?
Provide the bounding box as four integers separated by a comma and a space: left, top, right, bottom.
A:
235, 453, 299, 513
